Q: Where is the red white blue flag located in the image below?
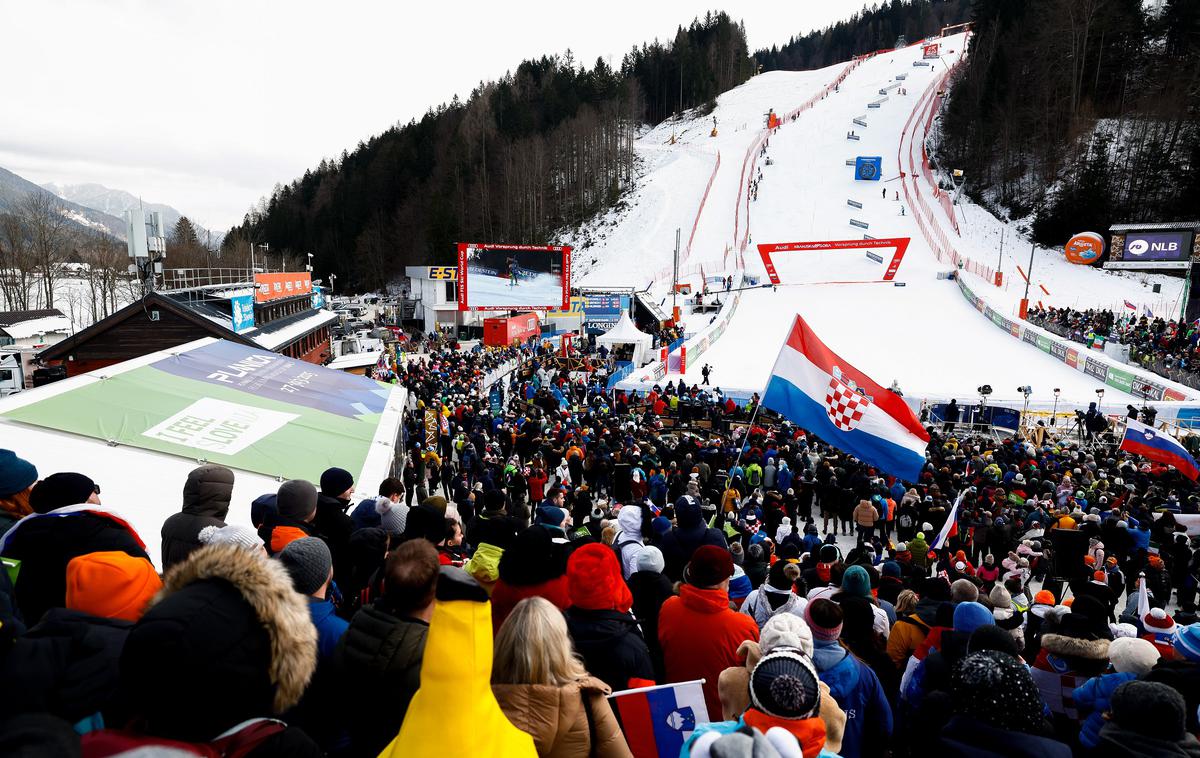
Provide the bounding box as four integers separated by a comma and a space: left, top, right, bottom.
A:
1124, 300, 1136, 310
762, 315, 930, 482
609, 680, 708, 758
1120, 418, 1199, 480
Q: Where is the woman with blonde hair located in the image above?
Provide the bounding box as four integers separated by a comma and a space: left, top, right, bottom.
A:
894, 589, 919, 616
493, 597, 633, 758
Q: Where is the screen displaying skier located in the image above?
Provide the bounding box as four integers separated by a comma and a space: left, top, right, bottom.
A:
456, 243, 571, 311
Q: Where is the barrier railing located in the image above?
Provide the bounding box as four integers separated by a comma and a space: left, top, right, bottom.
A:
681, 152, 721, 265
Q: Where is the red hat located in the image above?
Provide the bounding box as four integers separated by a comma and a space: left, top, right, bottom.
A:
1093, 570, 1108, 583
567, 543, 632, 613
685, 545, 735, 588
1144, 607, 1177, 632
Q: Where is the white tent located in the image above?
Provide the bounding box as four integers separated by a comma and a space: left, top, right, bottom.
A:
596, 312, 653, 366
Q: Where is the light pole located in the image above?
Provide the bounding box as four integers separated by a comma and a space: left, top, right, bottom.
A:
1051, 388, 1060, 426
329, 273, 337, 294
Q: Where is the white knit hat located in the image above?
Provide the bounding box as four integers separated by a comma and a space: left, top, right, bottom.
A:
198, 523, 263, 552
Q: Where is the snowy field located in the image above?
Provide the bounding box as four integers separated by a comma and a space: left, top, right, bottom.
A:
465, 272, 563, 309
575, 34, 1189, 407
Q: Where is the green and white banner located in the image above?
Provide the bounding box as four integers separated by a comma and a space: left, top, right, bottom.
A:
4, 340, 397, 481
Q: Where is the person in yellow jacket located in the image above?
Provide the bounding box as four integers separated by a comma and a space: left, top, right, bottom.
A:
379, 566, 536, 758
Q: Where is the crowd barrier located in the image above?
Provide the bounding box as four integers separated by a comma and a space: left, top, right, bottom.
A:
897, 50, 1003, 288
955, 272, 1196, 401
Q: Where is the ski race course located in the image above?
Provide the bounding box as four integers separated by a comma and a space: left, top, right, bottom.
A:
575, 33, 1193, 408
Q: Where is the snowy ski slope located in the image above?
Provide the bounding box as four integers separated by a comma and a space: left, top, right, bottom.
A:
579, 34, 1190, 406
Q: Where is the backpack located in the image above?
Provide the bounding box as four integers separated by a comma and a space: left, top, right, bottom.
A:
83, 718, 286, 757
614, 539, 640, 571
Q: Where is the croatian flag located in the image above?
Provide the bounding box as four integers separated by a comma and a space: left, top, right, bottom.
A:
762, 315, 930, 482
1120, 418, 1199, 480
609, 680, 709, 758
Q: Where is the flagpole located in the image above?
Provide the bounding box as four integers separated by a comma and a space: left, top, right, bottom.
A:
731, 398, 765, 476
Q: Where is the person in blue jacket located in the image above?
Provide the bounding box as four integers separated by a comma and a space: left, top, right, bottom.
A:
804, 599, 892, 758
776, 461, 793, 497
1073, 636, 1160, 749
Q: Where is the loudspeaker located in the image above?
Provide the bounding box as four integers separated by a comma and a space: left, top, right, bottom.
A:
1154, 283, 1162, 293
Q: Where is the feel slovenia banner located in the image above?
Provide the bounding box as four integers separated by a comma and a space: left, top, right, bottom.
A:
3, 340, 395, 480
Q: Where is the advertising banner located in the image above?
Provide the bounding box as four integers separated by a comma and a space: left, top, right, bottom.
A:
230, 294, 255, 334
1118, 231, 1193, 263
427, 266, 457, 280
1, 340, 393, 481
922, 43, 940, 59
1065, 232, 1104, 265
255, 272, 313, 304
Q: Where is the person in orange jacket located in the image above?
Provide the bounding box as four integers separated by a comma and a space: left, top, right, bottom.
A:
658, 545, 760, 719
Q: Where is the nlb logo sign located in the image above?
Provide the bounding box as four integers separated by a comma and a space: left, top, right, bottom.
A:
1120, 231, 1192, 263
1127, 238, 1176, 256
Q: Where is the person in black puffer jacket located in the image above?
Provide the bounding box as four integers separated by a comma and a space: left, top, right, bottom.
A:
564, 542, 656, 690
658, 495, 728, 582
334, 539, 439, 758
160, 464, 235, 571
627, 546, 674, 681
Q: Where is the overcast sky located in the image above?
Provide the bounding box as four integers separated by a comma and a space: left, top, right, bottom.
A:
0, 0, 875, 231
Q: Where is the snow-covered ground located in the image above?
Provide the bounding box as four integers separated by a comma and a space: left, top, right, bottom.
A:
465, 272, 564, 309
577, 34, 1192, 408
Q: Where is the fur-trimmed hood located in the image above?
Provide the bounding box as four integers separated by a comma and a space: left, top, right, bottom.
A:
1040, 633, 1110, 661
144, 544, 317, 714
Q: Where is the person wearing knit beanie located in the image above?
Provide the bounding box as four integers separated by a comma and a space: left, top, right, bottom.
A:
29, 472, 98, 514
949, 651, 1058, 740
805, 598, 843, 641
953, 602, 995, 634
1108, 636, 1160, 675
1101, 680, 1198, 754
278, 537, 334, 597
563, 543, 652, 691
950, 578, 979, 604
276, 480, 318, 522
0, 449, 37, 529
685, 545, 735, 588
1173, 622, 1200, 663
840, 565, 872, 599
198, 524, 265, 554
1033, 589, 1056, 606
739, 648, 828, 757
65, 551, 162, 622
761, 612, 815, 658
319, 467, 354, 498
634, 545, 665, 574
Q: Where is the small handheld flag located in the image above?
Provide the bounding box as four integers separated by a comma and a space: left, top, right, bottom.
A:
609, 680, 709, 758
931, 490, 965, 550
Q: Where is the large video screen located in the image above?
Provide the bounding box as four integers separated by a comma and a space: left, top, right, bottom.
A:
457, 243, 571, 311
1117, 230, 1193, 263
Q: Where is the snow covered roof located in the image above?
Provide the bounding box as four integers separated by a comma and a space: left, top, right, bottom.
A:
327, 350, 383, 370
0, 314, 73, 340
0, 308, 64, 327
596, 312, 652, 346
249, 309, 339, 350
0, 337, 406, 569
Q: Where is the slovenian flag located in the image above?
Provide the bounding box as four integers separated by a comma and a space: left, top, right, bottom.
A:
1144, 305, 1154, 318
761, 315, 930, 482
1120, 418, 1199, 480
609, 680, 709, 758
931, 490, 966, 550
1124, 300, 1136, 310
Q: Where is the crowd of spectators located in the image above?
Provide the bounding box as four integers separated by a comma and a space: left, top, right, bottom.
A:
1027, 305, 1200, 389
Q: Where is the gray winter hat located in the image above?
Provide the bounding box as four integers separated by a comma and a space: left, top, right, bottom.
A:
635, 545, 665, 574
198, 523, 263, 552
277, 479, 318, 520
278, 537, 332, 596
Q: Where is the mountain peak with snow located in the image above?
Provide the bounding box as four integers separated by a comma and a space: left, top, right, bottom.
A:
41, 181, 222, 244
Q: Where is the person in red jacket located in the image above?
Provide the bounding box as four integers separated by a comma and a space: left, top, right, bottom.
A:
658, 544, 760, 718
